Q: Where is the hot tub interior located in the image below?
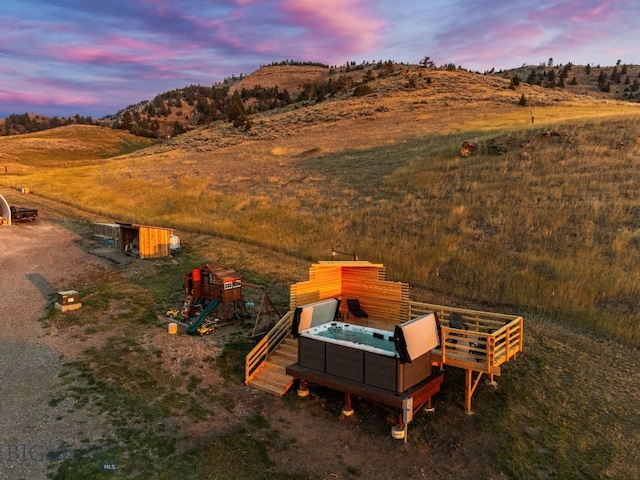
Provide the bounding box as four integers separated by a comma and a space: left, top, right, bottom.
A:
294, 310, 440, 393
306, 322, 396, 355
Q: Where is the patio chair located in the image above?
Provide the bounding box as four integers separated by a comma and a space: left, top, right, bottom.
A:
448, 311, 465, 346
449, 311, 465, 329
346, 298, 368, 320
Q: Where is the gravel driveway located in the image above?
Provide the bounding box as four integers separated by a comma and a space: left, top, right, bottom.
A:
0, 217, 112, 479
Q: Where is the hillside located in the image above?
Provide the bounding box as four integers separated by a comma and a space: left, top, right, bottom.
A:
105, 61, 640, 138
2, 61, 638, 140
3, 67, 640, 328
498, 61, 640, 100
2, 67, 640, 479
139, 66, 639, 157
0, 124, 156, 173
229, 64, 329, 94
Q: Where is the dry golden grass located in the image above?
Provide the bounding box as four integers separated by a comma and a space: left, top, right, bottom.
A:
0, 124, 156, 169
2, 69, 640, 346
3, 67, 640, 478
230, 65, 328, 94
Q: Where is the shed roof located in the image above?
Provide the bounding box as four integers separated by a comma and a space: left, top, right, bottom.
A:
116, 222, 174, 232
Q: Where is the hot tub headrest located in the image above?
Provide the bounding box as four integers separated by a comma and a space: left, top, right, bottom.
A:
394, 312, 440, 363
291, 298, 341, 337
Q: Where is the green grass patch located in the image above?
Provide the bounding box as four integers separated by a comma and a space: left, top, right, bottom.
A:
215, 337, 256, 383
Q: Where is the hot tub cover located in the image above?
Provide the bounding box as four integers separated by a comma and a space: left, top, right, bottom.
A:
394, 312, 440, 363
291, 298, 341, 336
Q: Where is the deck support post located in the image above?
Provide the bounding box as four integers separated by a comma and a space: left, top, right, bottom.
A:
464, 369, 484, 415
297, 380, 309, 397
342, 393, 354, 416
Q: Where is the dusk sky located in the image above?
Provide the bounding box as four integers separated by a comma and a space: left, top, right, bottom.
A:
1, 0, 638, 119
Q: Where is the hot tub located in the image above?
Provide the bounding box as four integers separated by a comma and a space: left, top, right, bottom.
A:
296, 315, 439, 393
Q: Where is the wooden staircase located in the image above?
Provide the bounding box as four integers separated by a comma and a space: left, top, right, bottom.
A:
246, 336, 298, 396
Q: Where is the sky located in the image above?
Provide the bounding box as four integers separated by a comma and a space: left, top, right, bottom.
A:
1, 0, 638, 119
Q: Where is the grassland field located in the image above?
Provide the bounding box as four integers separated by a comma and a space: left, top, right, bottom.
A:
1, 67, 640, 479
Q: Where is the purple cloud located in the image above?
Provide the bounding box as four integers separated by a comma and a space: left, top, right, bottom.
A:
1, 0, 638, 118
417, 0, 640, 69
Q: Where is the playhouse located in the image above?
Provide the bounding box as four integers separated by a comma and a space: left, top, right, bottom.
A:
183, 263, 245, 325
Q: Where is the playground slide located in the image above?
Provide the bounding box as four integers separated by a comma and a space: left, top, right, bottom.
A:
187, 299, 220, 335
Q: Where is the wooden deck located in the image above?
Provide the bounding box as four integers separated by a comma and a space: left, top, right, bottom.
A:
245, 261, 524, 415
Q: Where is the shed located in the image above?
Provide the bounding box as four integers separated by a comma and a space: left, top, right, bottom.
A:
117, 222, 175, 259
94, 223, 121, 248
0, 194, 10, 225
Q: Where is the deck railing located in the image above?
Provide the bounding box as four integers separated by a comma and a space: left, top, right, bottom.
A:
245, 300, 523, 384
244, 310, 294, 384
407, 301, 524, 374
492, 316, 524, 367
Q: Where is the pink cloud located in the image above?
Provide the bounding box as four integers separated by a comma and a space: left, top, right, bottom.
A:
279, 0, 384, 51
236, 0, 384, 56
0, 89, 99, 107
529, 0, 616, 24
41, 34, 178, 67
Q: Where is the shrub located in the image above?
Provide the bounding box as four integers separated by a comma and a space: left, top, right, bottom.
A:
353, 84, 373, 97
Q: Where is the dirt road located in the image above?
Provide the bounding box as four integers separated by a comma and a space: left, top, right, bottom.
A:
0, 216, 112, 479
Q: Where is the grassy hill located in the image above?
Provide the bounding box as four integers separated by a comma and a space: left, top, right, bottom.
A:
498, 61, 640, 101
2, 66, 640, 478
3, 68, 640, 344
103, 61, 640, 138
0, 124, 156, 173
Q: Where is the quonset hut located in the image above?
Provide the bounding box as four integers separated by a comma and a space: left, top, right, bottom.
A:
0, 194, 11, 225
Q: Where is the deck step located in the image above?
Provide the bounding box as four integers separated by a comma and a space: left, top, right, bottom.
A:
248, 365, 295, 396
248, 378, 290, 396
263, 361, 290, 373
256, 368, 293, 387
246, 336, 298, 396
269, 353, 297, 366
276, 345, 298, 357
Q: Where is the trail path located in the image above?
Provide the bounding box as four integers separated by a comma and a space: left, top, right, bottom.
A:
0, 215, 111, 479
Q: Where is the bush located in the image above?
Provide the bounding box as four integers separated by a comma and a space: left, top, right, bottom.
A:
353, 84, 373, 97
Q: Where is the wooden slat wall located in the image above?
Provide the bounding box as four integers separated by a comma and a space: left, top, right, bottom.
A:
290, 264, 342, 308
290, 262, 409, 327
138, 227, 171, 258
342, 279, 409, 327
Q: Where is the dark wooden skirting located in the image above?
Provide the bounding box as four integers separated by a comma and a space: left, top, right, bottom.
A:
286, 363, 444, 409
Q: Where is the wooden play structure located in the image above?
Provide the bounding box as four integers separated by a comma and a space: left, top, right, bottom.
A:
183, 264, 245, 330
244, 260, 524, 437
244, 283, 282, 337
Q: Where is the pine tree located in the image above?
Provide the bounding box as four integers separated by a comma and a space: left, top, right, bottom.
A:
227, 90, 247, 128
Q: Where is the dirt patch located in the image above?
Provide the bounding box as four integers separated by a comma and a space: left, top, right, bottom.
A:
0, 212, 114, 480
0, 207, 503, 480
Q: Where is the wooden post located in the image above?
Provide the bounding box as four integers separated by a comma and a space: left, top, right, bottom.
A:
465, 369, 473, 414
465, 369, 484, 415
342, 392, 354, 416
